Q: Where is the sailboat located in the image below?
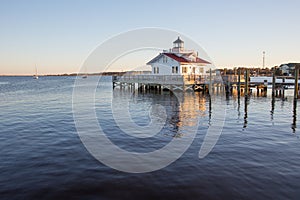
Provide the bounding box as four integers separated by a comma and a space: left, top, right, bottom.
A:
33, 67, 39, 79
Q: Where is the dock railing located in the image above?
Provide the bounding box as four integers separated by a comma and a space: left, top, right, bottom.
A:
113, 74, 220, 85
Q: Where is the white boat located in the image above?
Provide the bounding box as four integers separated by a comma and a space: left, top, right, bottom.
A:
33, 67, 39, 79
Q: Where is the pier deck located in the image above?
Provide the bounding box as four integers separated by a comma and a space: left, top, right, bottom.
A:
112, 66, 300, 99
112, 74, 222, 91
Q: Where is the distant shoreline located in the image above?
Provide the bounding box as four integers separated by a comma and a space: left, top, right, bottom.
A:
0, 72, 127, 77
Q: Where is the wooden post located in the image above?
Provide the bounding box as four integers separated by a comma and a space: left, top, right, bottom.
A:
294, 66, 299, 100
245, 69, 249, 97
282, 77, 285, 98
292, 64, 300, 133
138, 83, 142, 92
238, 68, 241, 97
264, 85, 267, 96
209, 68, 212, 95
279, 89, 282, 97
272, 68, 276, 97
112, 76, 116, 89
208, 95, 212, 124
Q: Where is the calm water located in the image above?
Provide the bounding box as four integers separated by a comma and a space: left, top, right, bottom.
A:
1, 76, 300, 199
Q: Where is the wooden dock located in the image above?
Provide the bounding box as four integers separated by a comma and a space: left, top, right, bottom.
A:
112, 73, 224, 93
113, 66, 300, 99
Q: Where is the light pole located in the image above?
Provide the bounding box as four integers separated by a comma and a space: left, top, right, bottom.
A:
263, 51, 265, 68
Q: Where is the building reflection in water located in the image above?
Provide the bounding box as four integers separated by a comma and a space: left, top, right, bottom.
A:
173, 91, 207, 128
112, 88, 209, 138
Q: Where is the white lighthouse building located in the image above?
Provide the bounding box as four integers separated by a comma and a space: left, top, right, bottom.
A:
113, 37, 216, 91
147, 37, 211, 76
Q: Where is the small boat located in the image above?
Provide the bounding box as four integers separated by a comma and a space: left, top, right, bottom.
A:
33, 67, 39, 79
82, 75, 88, 79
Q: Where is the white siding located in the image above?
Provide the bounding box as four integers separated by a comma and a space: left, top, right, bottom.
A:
151, 55, 180, 75
150, 55, 209, 76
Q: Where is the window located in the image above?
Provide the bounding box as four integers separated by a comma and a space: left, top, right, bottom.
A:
192, 67, 196, 73
154, 67, 160, 74
182, 66, 187, 73
199, 67, 204, 73
163, 56, 168, 63
172, 66, 179, 74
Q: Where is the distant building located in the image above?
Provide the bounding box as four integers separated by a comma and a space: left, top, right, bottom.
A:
147, 37, 211, 76
278, 63, 299, 76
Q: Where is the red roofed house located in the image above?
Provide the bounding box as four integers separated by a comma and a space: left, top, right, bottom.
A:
112, 37, 216, 91
147, 37, 211, 76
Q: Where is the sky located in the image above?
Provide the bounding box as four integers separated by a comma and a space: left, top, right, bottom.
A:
0, 0, 300, 75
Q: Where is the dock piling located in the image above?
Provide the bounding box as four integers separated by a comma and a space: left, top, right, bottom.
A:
245, 69, 249, 97
238, 68, 241, 97
209, 68, 212, 95
272, 68, 276, 97
294, 66, 299, 100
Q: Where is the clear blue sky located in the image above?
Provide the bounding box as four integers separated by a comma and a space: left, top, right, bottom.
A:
0, 0, 299, 75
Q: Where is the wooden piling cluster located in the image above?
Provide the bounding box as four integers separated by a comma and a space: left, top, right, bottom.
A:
225, 67, 300, 99
225, 68, 268, 98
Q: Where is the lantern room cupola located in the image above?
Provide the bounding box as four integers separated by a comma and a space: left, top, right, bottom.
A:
172, 36, 184, 53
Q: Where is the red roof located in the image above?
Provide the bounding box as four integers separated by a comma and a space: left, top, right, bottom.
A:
195, 57, 211, 64
163, 53, 189, 62
163, 53, 210, 64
